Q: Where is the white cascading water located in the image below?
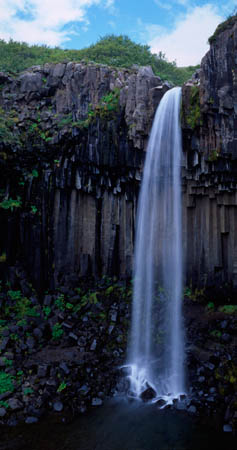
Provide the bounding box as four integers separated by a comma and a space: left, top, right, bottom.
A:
126, 87, 185, 402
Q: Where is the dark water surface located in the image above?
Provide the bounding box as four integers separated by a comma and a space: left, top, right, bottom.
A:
1, 399, 236, 450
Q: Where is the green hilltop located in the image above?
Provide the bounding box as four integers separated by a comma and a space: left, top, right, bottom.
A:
0, 35, 198, 86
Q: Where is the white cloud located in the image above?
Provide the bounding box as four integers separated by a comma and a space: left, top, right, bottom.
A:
0, 0, 114, 46
154, 0, 172, 10
137, 18, 165, 42
149, 4, 223, 66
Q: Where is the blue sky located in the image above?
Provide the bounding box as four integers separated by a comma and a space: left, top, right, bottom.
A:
0, 1, 236, 66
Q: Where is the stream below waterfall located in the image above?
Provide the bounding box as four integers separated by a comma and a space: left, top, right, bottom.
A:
1, 399, 236, 450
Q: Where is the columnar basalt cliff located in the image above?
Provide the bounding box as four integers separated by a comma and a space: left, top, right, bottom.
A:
0, 20, 237, 296
0, 63, 168, 290
182, 20, 237, 296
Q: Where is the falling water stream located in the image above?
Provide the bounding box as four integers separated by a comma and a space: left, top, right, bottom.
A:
126, 87, 185, 402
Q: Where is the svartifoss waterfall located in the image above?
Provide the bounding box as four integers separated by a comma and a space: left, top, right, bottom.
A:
126, 87, 185, 402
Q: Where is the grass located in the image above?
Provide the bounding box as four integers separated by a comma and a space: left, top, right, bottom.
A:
0, 372, 15, 394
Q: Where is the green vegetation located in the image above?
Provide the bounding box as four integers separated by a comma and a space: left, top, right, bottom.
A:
0, 197, 22, 212
0, 371, 15, 394
0, 400, 9, 409
0, 108, 19, 145
0, 252, 6, 262
0, 36, 199, 85
210, 329, 222, 339
206, 301, 215, 311
218, 305, 237, 314
184, 285, 205, 302
23, 387, 34, 395
55, 294, 65, 311
52, 323, 64, 340
209, 11, 237, 43
57, 87, 120, 133
208, 149, 220, 162
30, 205, 38, 214
2, 357, 13, 367
57, 381, 67, 393
186, 86, 202, 129
43, 305, 51, 319
5, 290, 40, 319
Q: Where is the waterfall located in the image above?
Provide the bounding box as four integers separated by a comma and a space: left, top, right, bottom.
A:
126, 87, 185, 401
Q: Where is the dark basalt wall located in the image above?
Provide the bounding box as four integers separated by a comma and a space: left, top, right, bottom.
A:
182, 21, 237, 295
0, 21, 237, 294
0, 63, 168, 290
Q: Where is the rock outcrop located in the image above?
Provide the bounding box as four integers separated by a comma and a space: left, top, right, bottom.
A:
0, 63, 168, 289
0, 18, 237, 296
182, 19, 237, 296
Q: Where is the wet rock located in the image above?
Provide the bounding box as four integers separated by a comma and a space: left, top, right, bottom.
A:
221, 333, 231, 343
62, 322, 73, 330
120, 366, 131, 376
69, 332, 78, 341
108, 325, 114, 335
44, 295, 53, 306
8, 398, 23, 411
140, 385, 156, 402
220, 320, 228, 329
25, 416, 38, 424
59, 362, 70, 375
156, 399, 167, 408
37, 365, 48, 378
0, 392, 12, 401
188, 405, 197, 414
78, 385, 90, 396
0, 408, 7, 417
2, 329, 10, 337
0, 338, 9, 351
176, 401, 187, 411
53, 401, 63, 412
209, 387, 216, 394
90, 339, 97, 351
198, 376, 205, 383
33, 328, 43, 340
91, 398, 103, 406
26, 337, 35, 349
206, 396, 215, 403
223, 424, 232, 433
110, 311, 117, 322
204, 362, 215, 371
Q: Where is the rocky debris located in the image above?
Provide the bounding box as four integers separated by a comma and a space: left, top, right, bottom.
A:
140, 384, 156, 402
0, 276, 131, 427
53, 401, 63, 412
155, 399, 167, 408
184, 297, 237, 434
91, 398, 103, 406
25, 416, 38, 424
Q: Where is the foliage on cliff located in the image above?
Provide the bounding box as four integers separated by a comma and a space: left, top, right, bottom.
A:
0, 35, 198, 85
209, 10, 237, 43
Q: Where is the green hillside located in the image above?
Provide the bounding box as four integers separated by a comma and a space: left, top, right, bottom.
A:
0, 35, 199, 85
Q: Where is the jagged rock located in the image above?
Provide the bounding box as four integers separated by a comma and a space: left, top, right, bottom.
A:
140, 385, 156, 402
8, 398, 23, 411
90, 340, 97, 351
188, 405, 197, 414
53, 401, 63, 412
25, 416, 38, 424
156, 399, 167, 408
37, 365, 48, 378
0, 408, 7, 417
59, 362, 70, 375
223, 424, 232, 433
33, 328, 43, 340
91, 398, 103, 406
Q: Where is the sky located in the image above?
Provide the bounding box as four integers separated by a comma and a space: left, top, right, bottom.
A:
0, 1, 236, 66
